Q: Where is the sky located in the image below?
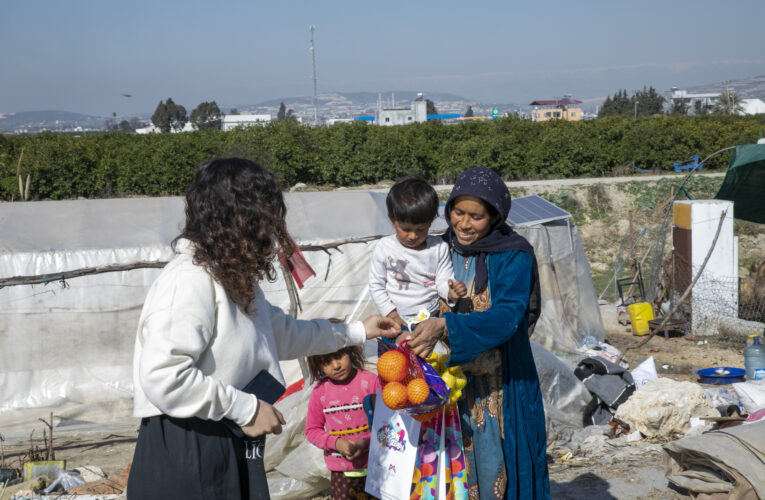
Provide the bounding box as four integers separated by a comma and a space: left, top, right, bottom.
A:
2, 0, 765, 117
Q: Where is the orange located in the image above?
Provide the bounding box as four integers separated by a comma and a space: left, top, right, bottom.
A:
407, 378, 430, 405
382, 382, 409, 410
377, 350, 409, 383
412, 409, 438, 423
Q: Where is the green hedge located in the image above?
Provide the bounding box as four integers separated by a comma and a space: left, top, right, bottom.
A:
1, 115, 763, 200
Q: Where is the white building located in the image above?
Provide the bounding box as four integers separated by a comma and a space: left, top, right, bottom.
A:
135, 124, 160, 134
221, 114, 271, 131
741, 98, 765, 115
376, 93, 428, 126
668, 87, 720, 110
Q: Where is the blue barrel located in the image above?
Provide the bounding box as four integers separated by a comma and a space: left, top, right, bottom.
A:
744, 335, 765, 381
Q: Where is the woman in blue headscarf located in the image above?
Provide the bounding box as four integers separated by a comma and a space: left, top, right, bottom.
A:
408, 167, 550, 500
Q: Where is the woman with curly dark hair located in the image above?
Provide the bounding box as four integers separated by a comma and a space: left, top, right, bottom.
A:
127, 158, 397, 500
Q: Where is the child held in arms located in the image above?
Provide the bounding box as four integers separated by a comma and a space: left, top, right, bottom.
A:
369, 176, 466, 330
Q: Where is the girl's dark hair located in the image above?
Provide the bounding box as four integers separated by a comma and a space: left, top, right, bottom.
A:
172, 158, 295, 314
386, 176, 439, 225
307, 345, 366, 382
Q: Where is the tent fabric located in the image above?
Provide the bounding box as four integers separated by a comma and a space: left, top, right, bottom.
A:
715, 143, 765, 223
0, 191, 602, 442
663, 420, 765, 498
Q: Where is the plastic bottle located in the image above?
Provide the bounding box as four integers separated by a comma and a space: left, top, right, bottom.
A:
744, 335, 765, 381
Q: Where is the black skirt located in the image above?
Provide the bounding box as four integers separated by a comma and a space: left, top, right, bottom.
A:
127, 415, 270, 500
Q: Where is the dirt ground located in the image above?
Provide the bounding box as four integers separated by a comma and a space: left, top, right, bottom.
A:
3, 312, 746, 499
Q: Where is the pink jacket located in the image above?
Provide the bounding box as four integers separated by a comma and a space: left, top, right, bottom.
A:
305, 369, 381, 471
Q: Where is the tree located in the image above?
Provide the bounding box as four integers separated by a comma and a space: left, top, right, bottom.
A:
190, 101, 224, 130
633, 86, 665, 116
464, 105, 474, 118
277, 102, 296, 122
426, 99, 438, 115
694, 100, 711, 116
152, 100, 171, 132
669, 98, 690, 116
128, 117, 143, 130
598, 89, 631, 117
152, 98, 187, 132
713, 91, 744, 116
229, 108, 240, 115
118, 120, 134, 133
598, 87, 665, 117
277, 102, 286, 121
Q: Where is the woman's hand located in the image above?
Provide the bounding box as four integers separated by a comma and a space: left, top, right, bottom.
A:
362, 315, 401, 340
241, 400, 286, 437
408, 317, 446, 358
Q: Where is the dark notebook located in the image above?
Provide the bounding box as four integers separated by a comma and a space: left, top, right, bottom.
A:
227, 370, 286, 438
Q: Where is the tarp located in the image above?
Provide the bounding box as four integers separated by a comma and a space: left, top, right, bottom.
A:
715, 143, 765, 223
663, 420, 765, 498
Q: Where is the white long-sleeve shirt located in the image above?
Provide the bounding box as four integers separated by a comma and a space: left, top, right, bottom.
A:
132, 239, 366, 427
368, 235, 455, 320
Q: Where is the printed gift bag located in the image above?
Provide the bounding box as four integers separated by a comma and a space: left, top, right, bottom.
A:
410, 404, 468, 500
365, 389, 421, 500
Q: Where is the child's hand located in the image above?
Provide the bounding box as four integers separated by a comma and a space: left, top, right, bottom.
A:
336, 438, 366, 461
448, 279, 467, 299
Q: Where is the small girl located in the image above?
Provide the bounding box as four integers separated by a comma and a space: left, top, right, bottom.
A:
305, 346, 381, 500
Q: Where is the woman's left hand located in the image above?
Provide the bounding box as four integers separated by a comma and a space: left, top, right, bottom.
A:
408, 317, 446, 358
362, 315, 401, 340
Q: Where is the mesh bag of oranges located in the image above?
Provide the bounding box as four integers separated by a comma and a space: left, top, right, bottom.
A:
376, 339, 450, 420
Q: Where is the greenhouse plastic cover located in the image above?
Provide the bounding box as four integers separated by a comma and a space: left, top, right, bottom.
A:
0, 191, 600, 496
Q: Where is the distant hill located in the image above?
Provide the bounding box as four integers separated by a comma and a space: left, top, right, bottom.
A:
688, 75, 765, 100
0, 110, 105, 133
254, 91, 470, 109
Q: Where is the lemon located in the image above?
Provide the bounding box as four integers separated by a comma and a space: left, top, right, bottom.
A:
441, 371, 457, 389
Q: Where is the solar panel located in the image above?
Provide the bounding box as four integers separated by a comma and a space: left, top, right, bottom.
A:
507, 195, 571, 227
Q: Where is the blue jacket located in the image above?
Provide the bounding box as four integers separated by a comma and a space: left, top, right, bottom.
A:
444, 250, 550, 500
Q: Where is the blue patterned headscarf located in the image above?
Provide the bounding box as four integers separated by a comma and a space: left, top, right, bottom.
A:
442, 167, 540, 330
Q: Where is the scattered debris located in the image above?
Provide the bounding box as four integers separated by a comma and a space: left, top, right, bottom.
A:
615, 378, 717, 439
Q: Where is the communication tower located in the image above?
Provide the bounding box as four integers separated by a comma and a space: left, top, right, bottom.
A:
310, 25, 319, 126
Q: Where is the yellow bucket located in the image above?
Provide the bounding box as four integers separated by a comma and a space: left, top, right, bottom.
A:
627, 302, 654, 336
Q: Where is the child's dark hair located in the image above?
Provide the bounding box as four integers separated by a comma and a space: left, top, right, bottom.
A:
386, 176, 439, 225
307, 345, 367, 382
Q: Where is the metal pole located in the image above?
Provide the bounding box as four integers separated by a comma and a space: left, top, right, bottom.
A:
309, 25, 319, 126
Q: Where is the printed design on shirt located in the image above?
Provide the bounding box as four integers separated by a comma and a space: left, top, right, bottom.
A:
387, 256, 410, 290
376, 420, 407, 452
323, 402, 363, 415
422, 273, 436, 288
329, 424, 369, 436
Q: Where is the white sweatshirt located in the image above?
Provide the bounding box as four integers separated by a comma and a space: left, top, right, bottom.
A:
368, 234, 455, 320
132, 239, 366, 427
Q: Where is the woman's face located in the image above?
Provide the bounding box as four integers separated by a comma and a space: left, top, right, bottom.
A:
450, 196, 495, 246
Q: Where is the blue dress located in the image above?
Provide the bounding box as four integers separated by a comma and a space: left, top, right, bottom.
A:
444, 249, 550, 500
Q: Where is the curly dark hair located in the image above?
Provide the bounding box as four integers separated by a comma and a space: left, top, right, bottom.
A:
307, 345, 367, 383
173, 158, 295, 314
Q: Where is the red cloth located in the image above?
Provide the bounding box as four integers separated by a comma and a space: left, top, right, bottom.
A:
280, 246, 316, 288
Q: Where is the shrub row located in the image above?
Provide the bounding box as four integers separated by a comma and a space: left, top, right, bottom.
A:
1, 115, 763, 200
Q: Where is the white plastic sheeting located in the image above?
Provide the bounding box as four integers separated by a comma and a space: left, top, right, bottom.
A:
0, 192, 602, 446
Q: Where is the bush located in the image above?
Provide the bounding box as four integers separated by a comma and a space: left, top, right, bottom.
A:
1, 114, 764, 200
